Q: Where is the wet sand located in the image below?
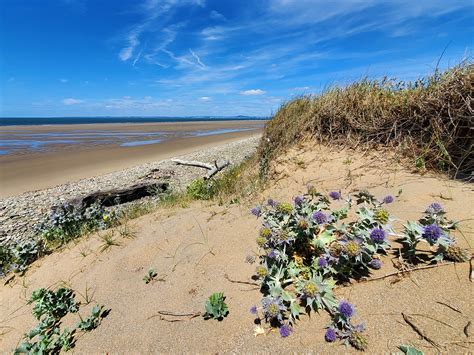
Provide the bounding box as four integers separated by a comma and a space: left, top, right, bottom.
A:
0, 121, 264, 198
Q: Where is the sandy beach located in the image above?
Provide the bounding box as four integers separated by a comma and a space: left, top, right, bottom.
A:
0, 121, 264, 197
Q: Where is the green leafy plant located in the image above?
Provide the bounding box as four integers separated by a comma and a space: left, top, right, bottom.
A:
186, 178, 216, 200
398, 344, 424, 355
76, 305, 105, 331
15, 287, 107, 354
143, 269, 158, 284
203, 292, 229, 320
15, 288, 79, 353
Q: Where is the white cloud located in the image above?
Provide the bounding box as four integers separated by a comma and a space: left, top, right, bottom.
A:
210, 10, 226, 21
200, 96, 211, 100
240, 89, 266, 96
62, 98, 84, 105
119, 32, 140, 61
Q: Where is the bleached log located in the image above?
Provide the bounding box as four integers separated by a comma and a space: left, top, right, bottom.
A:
171, 159, 230, 179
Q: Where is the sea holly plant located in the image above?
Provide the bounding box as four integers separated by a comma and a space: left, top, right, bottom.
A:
36, 202, 118, 248
249, 186, 398, 350
398, 202, 468, 263
203, 292, 229, 320
15, 287, 107, 354
249, 189, 469, 350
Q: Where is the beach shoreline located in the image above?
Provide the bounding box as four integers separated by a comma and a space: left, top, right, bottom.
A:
0, 120, 264, 197
0, 135, 261, 247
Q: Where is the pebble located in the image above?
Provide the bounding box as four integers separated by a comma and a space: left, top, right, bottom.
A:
0, 137, 260, 248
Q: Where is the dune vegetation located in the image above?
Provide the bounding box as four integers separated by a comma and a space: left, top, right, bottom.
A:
258, 61, 473, 179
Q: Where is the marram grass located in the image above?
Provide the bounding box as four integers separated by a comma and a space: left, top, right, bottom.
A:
258, 60, 473, 179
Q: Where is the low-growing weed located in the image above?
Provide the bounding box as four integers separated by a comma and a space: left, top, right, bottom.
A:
203, 292, 229, 320
143, 269, 158, 284
99, 232, 121, 252
76, 305, 105, 331
15, 287, 108, 353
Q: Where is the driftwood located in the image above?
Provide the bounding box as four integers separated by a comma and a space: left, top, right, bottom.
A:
69, 182, 169, 210
172, 159, 230, 179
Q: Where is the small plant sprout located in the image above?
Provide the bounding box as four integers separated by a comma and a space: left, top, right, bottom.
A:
143, 269, 158, 284
203, 292, 229, 320
76, 305, 106, 331
99, 231, 121, 252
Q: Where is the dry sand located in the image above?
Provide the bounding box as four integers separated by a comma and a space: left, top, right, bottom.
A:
0, 143, 473, 353
0, 121, 263, 197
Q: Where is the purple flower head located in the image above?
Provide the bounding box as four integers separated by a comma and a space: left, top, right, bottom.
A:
329, 191, 341, 200
294, 195, 304, 206
338, 300, 355, 319
261, 296, 286, 322
370, 228, 386, 243
312, 211, 328, 225
369, 258, 382, 270
268, 249, 277, 259
267, 198, 277, 208
279, 324, 293, 337
249, 305, 257, 314
325, 328, 337, 342
250, 206, 261, 217
382, 195, 394, 204
427, 202, 443, 214
422, 224, 443, 243
318, 257, 328, 267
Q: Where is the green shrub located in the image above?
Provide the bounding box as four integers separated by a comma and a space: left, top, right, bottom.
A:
186, 178, 215, 200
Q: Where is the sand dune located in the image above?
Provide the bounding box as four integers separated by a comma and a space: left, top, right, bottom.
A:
1, 143, 472, 353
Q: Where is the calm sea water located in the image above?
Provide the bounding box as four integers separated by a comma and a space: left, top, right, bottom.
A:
0, 118, 265, 156
0, 116, 266, 126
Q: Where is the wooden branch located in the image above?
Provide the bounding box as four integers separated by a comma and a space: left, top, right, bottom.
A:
171, 159, 230, 179
171, 159, 213, 170
206, 160, 230, 179
147, 310, 202, 322
224, 273, 259, 286
69, 182, 169, 209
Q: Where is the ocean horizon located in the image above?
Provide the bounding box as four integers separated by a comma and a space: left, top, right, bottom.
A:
0, 116, 268, 126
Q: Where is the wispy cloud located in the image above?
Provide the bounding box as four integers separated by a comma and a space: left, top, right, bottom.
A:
210, 10, 226, 21
240, 89, 266, 96
189, 49, 206, 68
62, 98, 84, 105
200, 96, 211, 100
59, 78, 68, 83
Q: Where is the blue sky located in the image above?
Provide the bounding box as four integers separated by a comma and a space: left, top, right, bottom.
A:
1, 0, 472, 117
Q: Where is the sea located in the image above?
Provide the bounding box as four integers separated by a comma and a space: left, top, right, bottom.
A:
0, 116, 266, 156
0, 116, 267, 126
